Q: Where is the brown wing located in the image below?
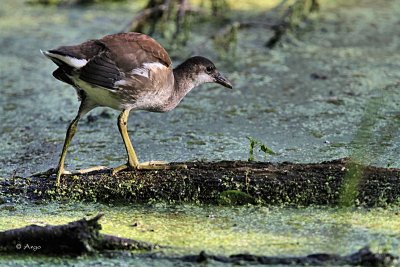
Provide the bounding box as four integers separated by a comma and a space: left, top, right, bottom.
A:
49, 32, 172, 90
99, 32, 172, 72
79, 50, 122, 89
79, 33, 172, 89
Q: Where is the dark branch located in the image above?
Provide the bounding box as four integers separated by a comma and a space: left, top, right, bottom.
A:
172, 247, 397, 265
0, 214, 157, 255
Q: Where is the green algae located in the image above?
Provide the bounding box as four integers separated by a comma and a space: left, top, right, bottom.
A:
218, 190, 256, 205
0, 203, 399, 265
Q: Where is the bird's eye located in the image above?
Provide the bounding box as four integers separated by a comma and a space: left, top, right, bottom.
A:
206, 66, 213, 74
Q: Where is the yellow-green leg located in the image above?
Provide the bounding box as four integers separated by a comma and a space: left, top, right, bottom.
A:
31, 101, 107, 184
55, 113, 81, 186
112, 110, 187, 174
54, 101, 105, 185
112, 110, 140, 174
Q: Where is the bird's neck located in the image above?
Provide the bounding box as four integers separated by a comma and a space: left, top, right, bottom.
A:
174, 64, 197, 93
163, 63, 197, 111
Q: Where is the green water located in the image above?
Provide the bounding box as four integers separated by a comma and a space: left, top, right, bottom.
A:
0, 203, 399, 265
1, 0, 399, 178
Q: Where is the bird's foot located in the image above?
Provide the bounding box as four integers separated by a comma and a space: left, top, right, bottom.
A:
31, 166, 107, 178
31, 168, 71, 178
70, 166, 108, 174
112, 161, 187, 175
139, 161, 188, 170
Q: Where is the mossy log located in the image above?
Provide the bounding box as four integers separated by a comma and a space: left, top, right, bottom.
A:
2, 158, 400, 206
0, 214, 157, 255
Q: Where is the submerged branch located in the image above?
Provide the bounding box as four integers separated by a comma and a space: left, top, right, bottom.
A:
122, 0, 201, 35
204, 0, 321, 55
0, 214, 157, 255
173, 248, 397, 266
122, 4, 168, 33
266, 0, 320, 48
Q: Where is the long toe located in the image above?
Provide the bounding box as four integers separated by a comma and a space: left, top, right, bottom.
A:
72, 166, 107, 175
112, 161, 187, 175
32, 168, 71, 178
112, 164, 131, 175
138, 161, 188, 170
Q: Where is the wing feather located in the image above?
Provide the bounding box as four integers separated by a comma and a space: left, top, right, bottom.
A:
79, 51, 121, 89
45, 32, 172, 90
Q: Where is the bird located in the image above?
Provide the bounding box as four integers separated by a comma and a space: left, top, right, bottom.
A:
41, 32, 232, 186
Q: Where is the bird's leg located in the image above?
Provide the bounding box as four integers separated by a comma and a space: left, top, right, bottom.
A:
32, 100, 108, 184
32, 115, 81, 181
112, 110, 187, 175
55, 113, 81, 186
54, 101, 105, 185
112, 110, 140, 174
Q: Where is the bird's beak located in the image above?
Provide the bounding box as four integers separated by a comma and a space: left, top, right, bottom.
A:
214, 72, 233, 89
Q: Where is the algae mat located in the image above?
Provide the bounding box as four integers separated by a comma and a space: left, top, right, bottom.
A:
0, 0, 399, 178
0, 203, 399, 266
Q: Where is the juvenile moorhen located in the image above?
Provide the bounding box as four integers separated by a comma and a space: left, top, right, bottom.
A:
42, 32, 232, 186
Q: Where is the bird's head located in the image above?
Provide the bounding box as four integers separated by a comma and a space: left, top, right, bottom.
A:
176, 56, 233, 89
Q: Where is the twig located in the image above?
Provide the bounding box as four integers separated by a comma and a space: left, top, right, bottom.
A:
121, 1, 201, 34
121, 4, 168, 33
173, 0, 188, 38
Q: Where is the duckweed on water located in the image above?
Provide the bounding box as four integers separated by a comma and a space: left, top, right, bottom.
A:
0, 203, 399, 259
2, 0, 400, 178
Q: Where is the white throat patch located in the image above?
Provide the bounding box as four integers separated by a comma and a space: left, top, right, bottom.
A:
194, 73, 214, 87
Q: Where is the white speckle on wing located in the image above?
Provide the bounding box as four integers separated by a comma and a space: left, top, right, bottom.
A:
41, 50, 88, 68
143, 62, 166, 70
114, 79, 129, 86
131, 67, 149, 78
131, 62, 167, 78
